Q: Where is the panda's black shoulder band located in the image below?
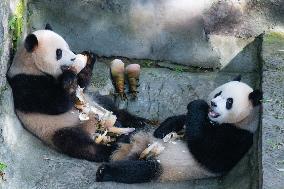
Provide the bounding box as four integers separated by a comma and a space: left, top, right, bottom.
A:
8, 74, 73, 115
186, 122, 253, 174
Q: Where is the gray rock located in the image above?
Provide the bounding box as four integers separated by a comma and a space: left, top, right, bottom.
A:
0, 0, 10, 89
0, 0, 10, 150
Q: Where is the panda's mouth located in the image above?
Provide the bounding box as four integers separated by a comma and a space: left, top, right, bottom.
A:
208, 109, 220, 118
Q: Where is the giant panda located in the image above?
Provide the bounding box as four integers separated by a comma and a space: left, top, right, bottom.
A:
6, 25, 146, 162
95, 77, 262, 183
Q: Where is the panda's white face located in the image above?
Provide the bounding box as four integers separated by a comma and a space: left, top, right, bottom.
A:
31, 30, 86, 77
207, 81, 254, 124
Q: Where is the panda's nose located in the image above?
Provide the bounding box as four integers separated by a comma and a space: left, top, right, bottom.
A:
71, 57, 76, 61
211, 101, 217, 107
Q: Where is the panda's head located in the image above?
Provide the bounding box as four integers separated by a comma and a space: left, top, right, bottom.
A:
22, 25, 86, 77
207, 76, 262, 124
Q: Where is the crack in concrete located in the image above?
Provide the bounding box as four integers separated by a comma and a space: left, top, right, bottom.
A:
147, 82, 151, 114
186, 84, 200, 99
156, 81, 165, 119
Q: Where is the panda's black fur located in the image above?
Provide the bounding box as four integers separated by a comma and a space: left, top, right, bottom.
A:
181, 100, 253, 174
96, 79, 262, 183
8, 71, 76, 115
7, 25, 146, 162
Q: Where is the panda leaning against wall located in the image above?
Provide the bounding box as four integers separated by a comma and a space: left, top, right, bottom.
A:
6, 24, 146, 162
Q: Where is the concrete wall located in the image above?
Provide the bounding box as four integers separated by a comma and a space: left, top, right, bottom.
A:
0, 0, 10, 147
27, 0, 279, 71
0, 0, 10, 89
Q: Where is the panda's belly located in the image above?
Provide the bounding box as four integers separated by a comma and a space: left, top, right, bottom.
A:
16, 108, 80, 145
157, 140, 216, 182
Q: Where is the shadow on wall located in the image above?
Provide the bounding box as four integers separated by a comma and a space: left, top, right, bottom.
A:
220, 34, 263, 74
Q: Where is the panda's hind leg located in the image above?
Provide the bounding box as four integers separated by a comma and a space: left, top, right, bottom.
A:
52, 127, 116, 162
96, 160, 162, 183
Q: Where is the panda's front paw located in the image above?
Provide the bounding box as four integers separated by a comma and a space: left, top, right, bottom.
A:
80, 51, 97, 66
187, 100, 209, 112
154, 115, 186, 139
60, 69, 78, 94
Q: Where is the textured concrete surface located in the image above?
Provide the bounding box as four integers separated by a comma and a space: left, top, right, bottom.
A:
0, 0, 10, 172
0, 0, 10, 89
210, 35, 262, 72
26, 0, 273, 70
261, 32, 284, 189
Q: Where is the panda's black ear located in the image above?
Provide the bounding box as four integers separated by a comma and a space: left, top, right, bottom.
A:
24, 34, 38, 52
249, 90, 262, 106
45, 23, 53, 31
232, 75, 241, 82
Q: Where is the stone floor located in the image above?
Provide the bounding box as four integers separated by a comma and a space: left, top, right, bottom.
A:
261, 32, 284, 189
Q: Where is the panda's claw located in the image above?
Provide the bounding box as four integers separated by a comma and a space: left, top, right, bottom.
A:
96, 164, 114, 182
120, 93, 127, 100
96, 165, 105, 182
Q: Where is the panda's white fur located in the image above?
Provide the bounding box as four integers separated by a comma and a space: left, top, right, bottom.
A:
156, 140, 216, 181
208, 81, 254, 126
16, 108, 80, 145
8, 30, 86, 78
111, 132, 216, 182
96, 80, 261, 183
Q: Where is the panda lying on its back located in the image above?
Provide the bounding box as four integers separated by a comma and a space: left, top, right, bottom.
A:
96, 77, 262, 183
7, 25, 145, 162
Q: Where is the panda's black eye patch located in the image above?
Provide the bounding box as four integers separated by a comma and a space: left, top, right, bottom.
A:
226, 98, 233, 110
214, 91, 222, 98
56, 49, 62, 60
